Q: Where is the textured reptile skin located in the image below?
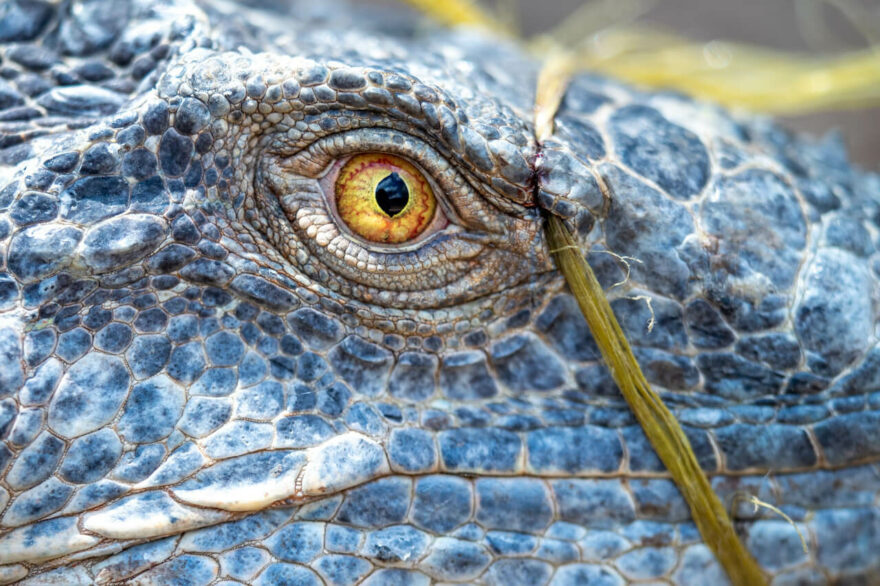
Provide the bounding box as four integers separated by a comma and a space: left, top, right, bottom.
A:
1, 0, 879, 584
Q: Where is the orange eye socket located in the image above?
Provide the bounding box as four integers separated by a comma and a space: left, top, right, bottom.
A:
335, 154, 437, 244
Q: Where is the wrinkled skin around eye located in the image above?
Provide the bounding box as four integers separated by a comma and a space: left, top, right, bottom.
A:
252, 126, 552, 309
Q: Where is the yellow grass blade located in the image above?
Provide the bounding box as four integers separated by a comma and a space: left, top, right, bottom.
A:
535, 52, 766, 584
395, 0, 508, 33
534, 52, 577, 142
399, 0, 880, 114
524, 0, 880, 114
560, 28, 880, 114
544, 215, 767, 586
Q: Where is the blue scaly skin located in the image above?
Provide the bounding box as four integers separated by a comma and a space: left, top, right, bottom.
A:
0, 0, 879, 584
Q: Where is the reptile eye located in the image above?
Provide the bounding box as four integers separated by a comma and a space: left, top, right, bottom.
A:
334, 154, 437, 244
257, 127, 542, 309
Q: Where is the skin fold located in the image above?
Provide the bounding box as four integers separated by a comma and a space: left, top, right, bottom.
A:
0, 0, 878, 584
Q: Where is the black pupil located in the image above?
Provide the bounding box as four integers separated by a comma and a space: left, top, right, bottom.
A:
375, 172, 409, 217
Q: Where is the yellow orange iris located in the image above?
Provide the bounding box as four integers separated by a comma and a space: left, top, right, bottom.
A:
335, 154, 437, 244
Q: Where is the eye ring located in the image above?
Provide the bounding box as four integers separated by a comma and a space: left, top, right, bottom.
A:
334, 153, 438, 244
320, 153, 449, 248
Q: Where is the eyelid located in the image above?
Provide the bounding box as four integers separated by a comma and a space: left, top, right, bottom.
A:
279, 128, 454, 182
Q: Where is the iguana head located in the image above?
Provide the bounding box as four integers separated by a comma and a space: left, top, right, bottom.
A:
1, 0, 879, 583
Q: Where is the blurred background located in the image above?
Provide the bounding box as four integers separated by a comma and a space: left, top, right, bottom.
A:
385, 0, 880, 169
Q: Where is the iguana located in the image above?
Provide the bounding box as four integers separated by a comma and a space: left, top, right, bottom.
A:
0, 0, 878, 584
